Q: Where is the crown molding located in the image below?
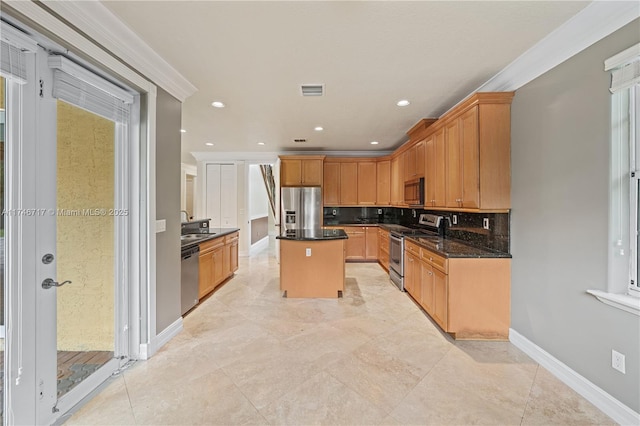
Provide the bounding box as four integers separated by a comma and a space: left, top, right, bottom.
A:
39, 0, 197, 102
605, 42, 640, 71
191, 150, 394, 162
476, 1, 639, 93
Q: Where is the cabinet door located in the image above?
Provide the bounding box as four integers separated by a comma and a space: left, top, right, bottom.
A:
281, 159, 302, 186
302, 159, 323, 186
403, 149, 415, 181
405, 252, 420, 298
345, 229, 366, 259
323, 162, 340, 205
230, 240, 238, 273
365, 227, 378, 260
212, 245, 225, 286
390, 156, 400, 205
433, 268, 448, 330
415, 140, 425, 177
223, 242, 231, 278
460, 107, 480, 209
420, 262, 435, 314
357, 162, 377, 205
433, 128, 447, 207
198, 251, 214, 298
445, 119, 462, 208
425, 135, 435, 207
376, 160, 390, 205
340, 162, 358, 205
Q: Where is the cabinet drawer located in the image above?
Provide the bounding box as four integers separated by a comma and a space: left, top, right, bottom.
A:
224, 232, 239, 244
420, 248, 447, 273
200, 236, 225, 253
405, 240, 421, 256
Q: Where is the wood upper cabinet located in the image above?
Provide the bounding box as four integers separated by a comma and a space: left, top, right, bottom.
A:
365, 226, 378, 260
390, 155, 404, 206
403, 140, 426, 182
357, 161, 377, 205
280, 156, 324, 186
425, 127, 446, 208
443, 93, 513, 211
323, 162, 340, 205
340, 162, 358, 205
445, 119, 462, 208
376, 160, 390, 206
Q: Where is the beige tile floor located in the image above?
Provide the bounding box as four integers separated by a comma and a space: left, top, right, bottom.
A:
68, 239, 614, 425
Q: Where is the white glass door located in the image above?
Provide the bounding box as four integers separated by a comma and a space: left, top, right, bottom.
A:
34, 52, 128, 423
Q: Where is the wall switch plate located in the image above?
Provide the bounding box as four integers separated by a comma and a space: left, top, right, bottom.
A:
305, 248, 311, 257
483, 218, 490, 230
452, 214, 458, 225
155, 219, 166, 233
612, 350, 626, 374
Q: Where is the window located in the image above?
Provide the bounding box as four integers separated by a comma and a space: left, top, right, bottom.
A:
591, 43, 640, 315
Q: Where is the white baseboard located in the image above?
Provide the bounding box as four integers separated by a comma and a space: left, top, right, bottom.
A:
139, 317, 183, 360
509, 329, 640, 426
249, 236, 269, 255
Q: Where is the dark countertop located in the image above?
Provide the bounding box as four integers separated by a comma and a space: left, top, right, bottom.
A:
277, 228, 348, 241
405, 235, 511, 259
181, 227, 239, 249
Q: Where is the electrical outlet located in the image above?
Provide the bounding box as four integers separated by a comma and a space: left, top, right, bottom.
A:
612, 350, 626, 374
412, 209, 416, 218
332, 209, 337, 216
483, 217, 490, 230
378, 209, 382, 214
305, 248, 312, 257
452, 214, 458, 225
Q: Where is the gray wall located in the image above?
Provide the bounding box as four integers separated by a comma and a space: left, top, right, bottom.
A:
511, 19, 640, 412
155, 87, 182, 333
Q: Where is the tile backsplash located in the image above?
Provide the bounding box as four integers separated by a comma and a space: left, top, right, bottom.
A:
323, 206, 510, 254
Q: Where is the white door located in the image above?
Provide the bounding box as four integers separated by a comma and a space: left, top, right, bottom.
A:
34, 51, 131, 423
206, 164, 221, 227
220, 164, 237, 227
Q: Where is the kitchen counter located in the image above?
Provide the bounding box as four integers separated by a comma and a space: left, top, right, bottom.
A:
406, 235, 511, 259
181, 227, 240, 249
276, 228, 348, 241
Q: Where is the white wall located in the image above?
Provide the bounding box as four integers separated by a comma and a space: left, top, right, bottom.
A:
248, 164, 269, 220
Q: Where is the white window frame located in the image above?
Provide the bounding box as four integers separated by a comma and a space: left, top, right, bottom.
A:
588, 43, 640, 315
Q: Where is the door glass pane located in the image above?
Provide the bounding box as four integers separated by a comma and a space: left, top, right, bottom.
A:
1, 75, 6, 426
56, 100, 115, 398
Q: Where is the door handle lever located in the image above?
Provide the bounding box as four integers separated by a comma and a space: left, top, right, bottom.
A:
42, 278, 72, 289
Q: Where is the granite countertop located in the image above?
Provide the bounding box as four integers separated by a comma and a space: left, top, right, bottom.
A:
276, 228, 348, 241
181, 227, 240, 249
405, 235, 511, 259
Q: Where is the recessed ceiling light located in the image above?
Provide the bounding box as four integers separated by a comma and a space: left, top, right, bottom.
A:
180, 129, 187, 133
257, 142, 265, 146
205, 142, 214, 146
211, 101, 225, 108
314, 126, 323, 132
370, 141, 379, 145
396, 100, 410, 107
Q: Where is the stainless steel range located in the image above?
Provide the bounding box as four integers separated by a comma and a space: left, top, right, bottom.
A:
389, 214, 445, 291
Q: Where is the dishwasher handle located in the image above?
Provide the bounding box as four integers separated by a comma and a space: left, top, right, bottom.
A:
181, 245, 200, 259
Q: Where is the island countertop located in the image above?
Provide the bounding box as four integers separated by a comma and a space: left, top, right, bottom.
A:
276, 228, 348, 241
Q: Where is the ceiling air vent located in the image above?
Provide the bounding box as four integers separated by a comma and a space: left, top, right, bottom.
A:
300, 84, 324, 96
293, 138, 307, 143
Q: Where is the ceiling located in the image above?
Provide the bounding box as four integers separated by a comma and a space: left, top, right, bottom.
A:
101, 1, 589, 161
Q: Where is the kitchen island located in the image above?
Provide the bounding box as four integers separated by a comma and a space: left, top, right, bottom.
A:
276, 228, 348, 298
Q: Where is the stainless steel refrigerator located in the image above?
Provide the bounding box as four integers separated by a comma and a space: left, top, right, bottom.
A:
281, 187, 322, 230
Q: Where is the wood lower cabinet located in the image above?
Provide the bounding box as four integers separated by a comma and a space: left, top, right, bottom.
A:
405, 241, 510, 340
365, 226, 378, 260
378, 228, 390, 270
344, 228, 365, 260
198, 232, 239, 299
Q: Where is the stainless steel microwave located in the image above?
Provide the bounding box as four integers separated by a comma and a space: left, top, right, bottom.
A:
404, 177, 424, 206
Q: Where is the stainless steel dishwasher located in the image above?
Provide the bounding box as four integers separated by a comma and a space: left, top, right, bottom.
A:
180, 244, 200, 315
